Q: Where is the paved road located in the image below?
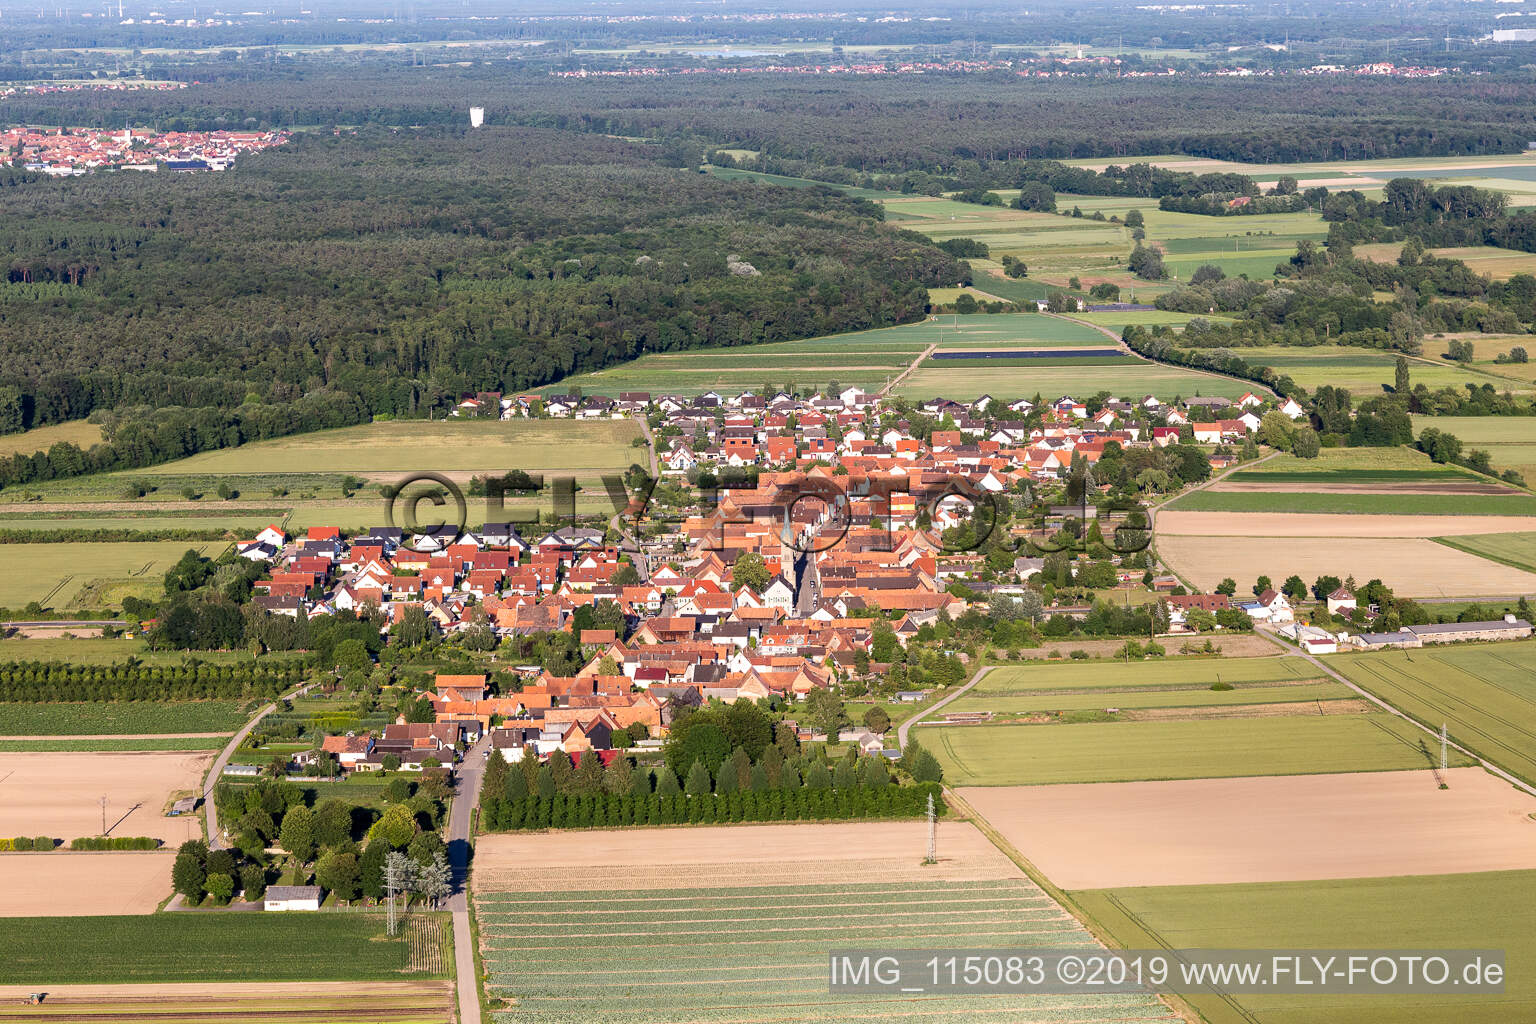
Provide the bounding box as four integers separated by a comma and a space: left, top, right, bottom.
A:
447, 734, 491, 1024
896, 664, 993, 751
1254, 629, 1536, 799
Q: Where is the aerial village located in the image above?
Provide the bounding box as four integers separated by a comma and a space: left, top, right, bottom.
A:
0, 125, 290, 175
224, 383, 1526, 780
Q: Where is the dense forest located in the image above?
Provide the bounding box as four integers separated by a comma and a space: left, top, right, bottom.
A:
8, 69, 1536, 167
0, 124, 960, 468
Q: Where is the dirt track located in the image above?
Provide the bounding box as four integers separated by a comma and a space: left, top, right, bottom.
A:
961, 768, 1536, 889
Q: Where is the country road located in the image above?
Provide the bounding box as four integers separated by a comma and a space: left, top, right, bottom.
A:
447, 734, 491, 1024
896, 664, 993, 751
202, 683, 311, 850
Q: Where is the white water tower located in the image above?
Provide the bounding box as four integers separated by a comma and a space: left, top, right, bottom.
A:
469, 106, 485, 128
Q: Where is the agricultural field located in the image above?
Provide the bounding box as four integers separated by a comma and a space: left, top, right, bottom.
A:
138, 419, 639, 483
1355, 242, 1536, 280
0, 914, 446, 983
921, 713, 1464, 786
0, 736, 226, 751
1411, 414, 1536, 486
0, 637, 301, 666
1234, 345, 1529, 395
0, 750, 212, 844
0, 700, 252, 736
0, 981, 455, 1024
970, 656, 1317, 693
473, 822, 1175, 1024
1168, 489, 1536, 515
1071, 310, 1236, 329
896, 359, 1255, 401
549, 329, 930, 396
948, 681, 1354, 717
0, 852, 174, 916
0, 541, 225, 609
0, 420, 104, 459
1155, 532, 1536, 597
1329, 641, 1536, 786
1075, 870, 1536, 1024
961, 768, 1536, 890
1434, 530, 1536, 572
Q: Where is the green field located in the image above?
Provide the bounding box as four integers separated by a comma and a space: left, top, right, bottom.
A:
924, 714, 1461, 786
0, 637, 306, 665
1411, 415, 1536, 485
0, 700, 252, 735
1236, 346, 1528, 396
476, 879, 1168, 1024
0, 541, 225, 608
139, 419, 638, 479
1434, 531, 1536, 573
0, 419, 104, 458
0, 914, 443, 983
1328, 641, 1536, 785
973, 656, 1316, 693
0, 735, 227, 750
948, 681, 1353, 715
1077, 871, 1536, 1024
896, 360, 1256, 401
1169, 489, 1536, 516
1228, 447, 1477, 481
1071, 310, 1236, 329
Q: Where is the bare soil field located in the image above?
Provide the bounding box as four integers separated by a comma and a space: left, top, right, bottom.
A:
1156, 534, 1536, 596
1157, 511, 1536, 537
0, 751, 212, 843
0, 852, 172, 916
474, 820, 1020, 890
961, 768, 1536, 889
0, 980, 453, 1021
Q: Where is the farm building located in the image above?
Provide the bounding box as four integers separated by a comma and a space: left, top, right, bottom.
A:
1405, 617, 1532, 644
264, 885, 322, 912
1350, 630, 1421, 650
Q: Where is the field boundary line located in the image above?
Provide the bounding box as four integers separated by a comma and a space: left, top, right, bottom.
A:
1149, 451, 1279, 593
1257, 631, 1536, 798
942, 786, 1201, 1024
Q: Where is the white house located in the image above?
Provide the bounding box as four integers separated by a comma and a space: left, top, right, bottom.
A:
1326, 587, 1357, 615
1279, 397, 1306, 420
263, 885, 322, 911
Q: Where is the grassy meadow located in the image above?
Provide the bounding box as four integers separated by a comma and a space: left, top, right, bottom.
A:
923, 714, 1459, 786
1411, 415, 1536, 486
1328, 641, 1536, 786
0, 419, 104, 458
0, 541, 225, 608
1433, 531, 1536, 573
1169, 490, 1536, 516
1076, 871, 1536, 1024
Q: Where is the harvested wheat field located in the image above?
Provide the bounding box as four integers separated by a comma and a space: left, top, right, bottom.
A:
0, 981, 454, 1022
474, 821, 1180, 1024
960, 768, 1536, 890
0, 852, 172, 916
475, 820, 1019, 890
0, 751, 211, 843
1157, 511, 1536, 538
1156, 533, 1536, 596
